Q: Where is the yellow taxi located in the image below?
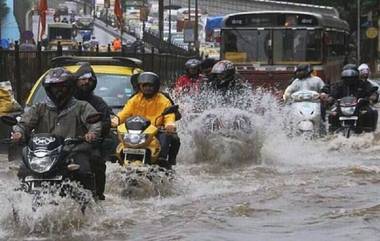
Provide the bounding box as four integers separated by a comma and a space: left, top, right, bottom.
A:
26, 56, 143, 113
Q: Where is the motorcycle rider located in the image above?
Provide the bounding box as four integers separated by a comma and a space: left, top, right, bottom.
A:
358, 63, 380, 100
112, 72, 180, 169
283, 64, 328, 102
208, 60, 248, 94
11, 67, 101, 194
74, 62, 114, 200
174, 59, 204, 94
328, 65, 379, 132
201, 58, 217, 80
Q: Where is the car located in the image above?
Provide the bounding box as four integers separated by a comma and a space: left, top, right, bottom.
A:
25, 56, 143, 113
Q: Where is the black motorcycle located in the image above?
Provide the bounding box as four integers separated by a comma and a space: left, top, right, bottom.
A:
332, 96, 377, 138
1, 113, 102, 211
336, 96, 359, 138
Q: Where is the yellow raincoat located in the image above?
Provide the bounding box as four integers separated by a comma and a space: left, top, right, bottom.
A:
117, 92, 175, 127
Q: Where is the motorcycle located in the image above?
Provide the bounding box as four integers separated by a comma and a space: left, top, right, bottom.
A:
1, 113, 102, 211
288, 90, 321, 138
113, 105, 179, 197
328, 96, 363, 138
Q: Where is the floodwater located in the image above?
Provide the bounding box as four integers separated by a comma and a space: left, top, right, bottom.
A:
1, 90, 380, 241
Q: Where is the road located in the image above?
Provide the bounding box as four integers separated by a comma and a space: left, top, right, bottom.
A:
31, 15, 132, 47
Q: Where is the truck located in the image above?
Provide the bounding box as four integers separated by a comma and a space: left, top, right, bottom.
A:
47, 22, 77, 50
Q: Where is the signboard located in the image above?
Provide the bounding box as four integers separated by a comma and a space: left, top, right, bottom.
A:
366, 27, 378, 39
104, 0, 110, 8
225, 13, 318, 28
184, 28, 194, 43
140, 6, 149, 21
183, 20, 194, 43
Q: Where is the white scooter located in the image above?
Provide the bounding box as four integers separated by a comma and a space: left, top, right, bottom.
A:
288, 90, 322, 137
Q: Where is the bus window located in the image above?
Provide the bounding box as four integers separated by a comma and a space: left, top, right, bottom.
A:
223, 29, 270, 64
273, 29, 322, 64
326, 31, 346, 58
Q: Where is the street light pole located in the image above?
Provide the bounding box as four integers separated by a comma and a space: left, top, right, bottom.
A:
158, 0, 164, 42
194, 0, 199, 54
168, 0, 172, 43
188, 0, 191, 50
357, 0, 361, 65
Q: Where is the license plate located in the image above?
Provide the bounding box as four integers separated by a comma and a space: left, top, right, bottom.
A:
124, 148, 146, 155
339, 116, 358, 121
25, 175, 63, 182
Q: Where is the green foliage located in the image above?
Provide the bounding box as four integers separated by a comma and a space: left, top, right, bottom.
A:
0, 0, 9, 19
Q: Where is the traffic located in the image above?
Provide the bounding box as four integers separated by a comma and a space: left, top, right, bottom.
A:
0, 0, 380, 240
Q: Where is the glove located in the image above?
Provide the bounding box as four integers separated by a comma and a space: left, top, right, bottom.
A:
111, 116, 120, 128
85, 132, 97, 143
320, 92, 328, 101
165, 124, 176, 133
11, 132, 23, 143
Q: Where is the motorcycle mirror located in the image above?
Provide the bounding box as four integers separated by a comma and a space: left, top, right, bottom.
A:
0, 115, 18, 126
161, 105, 179, 116
85, 113, 103, 124
67, 163, 80, 171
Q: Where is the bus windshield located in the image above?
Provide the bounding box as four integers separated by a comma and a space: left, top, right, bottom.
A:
273, 29, 322, 64
223, 29, 270, 64
222, 28, 322, 64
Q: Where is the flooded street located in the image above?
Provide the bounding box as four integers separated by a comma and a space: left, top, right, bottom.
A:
1, 92, 380, 241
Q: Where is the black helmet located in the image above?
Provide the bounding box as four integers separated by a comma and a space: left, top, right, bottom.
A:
343, 63, 358, 71
211, 60, 235, 86
294, 64, 313, 79
73, 62, 97, 99
201, 58, 217, 75
185, 59, 201, 77
42, 67, 75, 108
341, 68, 359, 86
137, 72, 160, 98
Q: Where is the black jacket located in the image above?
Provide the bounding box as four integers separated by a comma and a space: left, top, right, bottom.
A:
329, 80, 379, 102
76, 93, 113, 138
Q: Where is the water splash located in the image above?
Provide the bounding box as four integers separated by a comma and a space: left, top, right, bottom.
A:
0, 181, 97, 238
105, 163, 179, 199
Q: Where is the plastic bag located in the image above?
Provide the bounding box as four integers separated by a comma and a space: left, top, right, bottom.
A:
0, 81, 22, 115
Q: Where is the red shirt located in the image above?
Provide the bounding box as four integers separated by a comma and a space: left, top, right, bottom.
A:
174, 74, 204, 95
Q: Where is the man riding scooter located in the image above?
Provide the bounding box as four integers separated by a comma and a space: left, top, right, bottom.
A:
328, 65, 379, 133
112, 72, 180, 169
11, 67, 101, 194
174, 59, 204, 95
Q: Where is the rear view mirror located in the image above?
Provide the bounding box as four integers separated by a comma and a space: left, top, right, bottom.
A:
0, 115, 18, 126
162, 105, 179, 116
85, 113, 103, 124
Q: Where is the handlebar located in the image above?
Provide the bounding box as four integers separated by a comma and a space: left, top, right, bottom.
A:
64, 136, 103, 145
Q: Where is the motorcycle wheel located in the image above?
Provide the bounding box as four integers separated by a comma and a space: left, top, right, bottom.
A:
343, 127, 351, 138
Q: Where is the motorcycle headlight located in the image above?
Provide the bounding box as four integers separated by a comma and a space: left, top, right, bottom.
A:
341, 106, 355, 116
124, 133, 147, 145
28, 150, 59, 173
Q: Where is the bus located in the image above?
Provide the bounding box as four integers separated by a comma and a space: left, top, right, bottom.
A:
220, 11, 350, 90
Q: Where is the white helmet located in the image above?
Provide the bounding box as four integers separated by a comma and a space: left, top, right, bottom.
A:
358, 63, 369, 72
358, 63, 370, 79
